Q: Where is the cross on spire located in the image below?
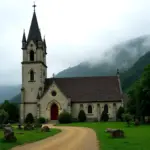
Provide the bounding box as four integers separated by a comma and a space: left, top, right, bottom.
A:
33, 1, 36, 12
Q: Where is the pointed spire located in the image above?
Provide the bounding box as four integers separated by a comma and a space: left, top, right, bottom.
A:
27, 4, 42, 43
43, 36, 47, 48
116, 68, 120, 76
22, 29, 26, 42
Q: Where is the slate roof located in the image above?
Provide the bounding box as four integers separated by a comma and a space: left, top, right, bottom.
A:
41, 76, 122, 102
27, 11, 42, 43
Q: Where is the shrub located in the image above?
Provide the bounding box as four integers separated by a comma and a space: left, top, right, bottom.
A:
100, 110, 109, 122
25, 113, 34, 124
134, 119, 140, 126
58, 111, 72, 124
37, 117, 46, 124
71, 118, 78, 123
78, 110, 86, 122
122, 113, 133, 127
116, 106, 125, 121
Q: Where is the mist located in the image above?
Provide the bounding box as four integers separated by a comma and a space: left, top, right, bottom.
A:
1, 0, 150, 85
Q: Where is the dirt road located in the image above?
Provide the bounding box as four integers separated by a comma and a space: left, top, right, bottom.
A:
12, 124, 99, 150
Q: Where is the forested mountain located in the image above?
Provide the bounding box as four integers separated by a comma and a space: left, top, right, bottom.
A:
56, 35, 150, 78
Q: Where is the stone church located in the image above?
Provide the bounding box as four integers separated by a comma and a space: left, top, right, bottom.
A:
20, 6, 123, 123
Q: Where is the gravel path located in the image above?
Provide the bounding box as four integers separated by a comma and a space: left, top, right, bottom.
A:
12, 124, 99, 150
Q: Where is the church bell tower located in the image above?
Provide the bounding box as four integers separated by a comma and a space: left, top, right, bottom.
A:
20, 4, 47, 123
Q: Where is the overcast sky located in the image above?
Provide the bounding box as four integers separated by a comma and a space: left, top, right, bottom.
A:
0, 0, 150, 85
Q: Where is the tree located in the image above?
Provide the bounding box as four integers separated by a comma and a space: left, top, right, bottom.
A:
0, 109, 9, 124
58, 111, 72, 124
116, 106, 125, 121
25, 113, 34, 123
78, 110, 86, 122
139, 65, 150, 119
100, 110, 109, 122
127, 64, 150, 122
0, 100, 19, 122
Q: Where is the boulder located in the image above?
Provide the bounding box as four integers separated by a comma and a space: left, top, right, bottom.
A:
3, 126, 17, 142
111, 129, 124, 138
41, 126, 50, 132
24, 123, 34, 130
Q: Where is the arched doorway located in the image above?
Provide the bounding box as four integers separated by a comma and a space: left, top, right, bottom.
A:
51, 103, 58, 120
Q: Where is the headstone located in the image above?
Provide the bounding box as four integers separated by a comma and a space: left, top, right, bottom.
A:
3, 126, 17, 142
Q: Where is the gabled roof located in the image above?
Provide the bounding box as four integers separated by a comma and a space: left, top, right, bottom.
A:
41, 76, 122, 102
27, 11, 42, 43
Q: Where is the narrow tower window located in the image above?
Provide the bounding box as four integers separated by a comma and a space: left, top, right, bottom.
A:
30, 50, 34, 61
88, 105, 92, 113
30, 70, 34, 81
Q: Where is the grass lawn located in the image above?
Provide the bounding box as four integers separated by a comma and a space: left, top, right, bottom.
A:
0, 127, 61, 150
58, 122, 150, 150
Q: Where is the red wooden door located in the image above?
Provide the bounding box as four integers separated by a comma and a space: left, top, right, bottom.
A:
51, 103, 58, 120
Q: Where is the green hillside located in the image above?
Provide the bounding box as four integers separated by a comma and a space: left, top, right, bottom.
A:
120, 51, 150, 91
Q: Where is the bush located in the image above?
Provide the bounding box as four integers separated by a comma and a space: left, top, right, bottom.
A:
122, 113, 133, 127
134, 119, 140, 126
25, 113, 34, 124
116, 106, 125, 121
100, 110, 109, 122
37, 117, 46, 124
58, 111, 72, 124
71, 118, 79, 123
78, 110, 86, 122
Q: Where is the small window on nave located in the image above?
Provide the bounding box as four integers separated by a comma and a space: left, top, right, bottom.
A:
88, 105, 92, 113
80, 104, 83, 109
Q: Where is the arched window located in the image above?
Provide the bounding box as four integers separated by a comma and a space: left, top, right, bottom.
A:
88, 105, 92, 113
30, 50, 34, 61
80, 104, 83, 109
113, 103, 116, 107
104, 104, 108, 113
30, 70, 34, 81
